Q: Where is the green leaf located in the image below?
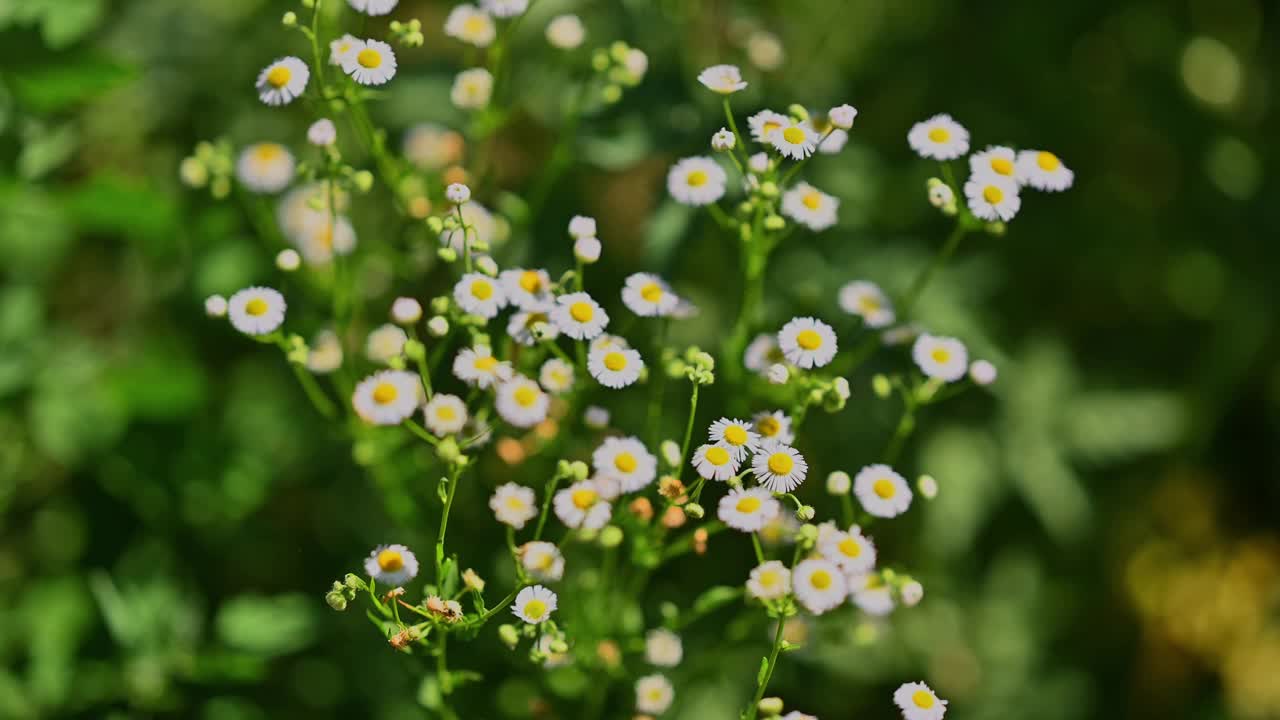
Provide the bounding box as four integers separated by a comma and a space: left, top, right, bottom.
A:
756, 656, 769, 685
39, 0, 104, 48
60, 173, 180, 248
692, 585, 741, 615
215, 594, 317, 657
18, 123, 77, 180
7, 51, 133, 113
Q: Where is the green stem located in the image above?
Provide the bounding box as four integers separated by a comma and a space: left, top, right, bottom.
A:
882, 407, 916, 466
900, 223, 965, 318
533, 472, 562, 541
290, 363, 338, 419
742, 616, 788, 720
750, 533, 766, 564
674, 382, 701, 481
435, 467, 461, 580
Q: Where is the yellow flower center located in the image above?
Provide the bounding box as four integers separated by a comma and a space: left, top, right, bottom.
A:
927, 127, 950, 143
735, 496, 762, 513
801, 192, 822, 210
376, 549, 404, 572
767, 452, 793, 475
514, 385, 539, 407
810, 569, 832, 590
759, 570, 780, 588
245, 298, 269, 316
796, 329, 822, 350
705, 446, 730, 466
464, 15, 487, 36
372, 382, 399, 405
860, 296, 881, 313
266, 65, 291, 88
1037, 151, 1061, 171
912, 690, 935, 709
569, 301, 594, 323
757, 417, 780, 437
254, 144, 282, 162
504, 496, 526, 511
470, 280, 493, 300
990, 157, 1015, 176
686, 170, 708, 187
930, 348, 951, 364
474, 355, 498, 371
603, 351, 628, 372
982, 185, 1004, 204
571, 488, 598, 509
782, 126, 806, 144
436, 404, 457, 421
838, 538, 862, 557
762, 121, 780, 135
640, 282, 664, 303
519, 270, 542, 293
873, 478, 897, 499
523, 599, 547, 620
357, 48, 382, 69
614, 452, 637, 473
724, 425, 748, 445
534, 552, 554, 570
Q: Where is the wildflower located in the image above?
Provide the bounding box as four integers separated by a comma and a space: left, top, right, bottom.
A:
778, 316, 837, 369
830, 103, 858, 130
624, 48, 649, 81
838, 281, 895, 329
256, 57, 309, 106
508, 304, 557, 346
551, 292, 609, 340
329, 34, 360, 66
691, 444, 739, 481
818, 525, 876, 573
520, 541, 565, 582
236, 143, 294, 193
205, 295, 227, 318
854, 464, 913, 518
565, 216, 596, 240
697, 64, 748, 94
427, 316, 449, 337
964, 174, 1020, 222
445, 5, 496, 48
512, 585, 558, 624
495, 268, 549, 311
307, 330, 343, 373
439, 200, 498, 252
912, 334, 968, 382
621, 272, 679, 317
584, 405, 610, 429
901, 579, 924, 607
747, 561, 791, 600
228, 286, 286, 335
574, 236, 602, 263
546, 14, 585, 49
352, 370, 421, 425
780, 182, 838, 231
451, 68, 494, 109
364, 544, 419, 586
423, 394, 468, 436
818, 128, 848, 155
425, 595, 464, 623
348, 0, 398, 15
793, 558, 846, 614
635, 674, 675, 715
969, 359, 997, 386
748, 110, 788, 144
770, 118, 819, 160
294, 215, 357, 265
744, 334, 785, 375
496, 375, 549, 428
711, 128, 736, 151
927, 179, 955, 210
751, 440, 808, 493
894, 682, 947, 720
490, 483, 537, 529
718, 487, 780, 532
453, 272, 507, 319
481, 0, 527, 17
308, 118, 337, 146
752, 410, 795, 444
708, 417, 760, 461
588, 345, 644, 389
445, 182, 471, 204
452, 346, 514, 388
391, 297, 422, 325
968, 146, 1018, 182
1016, 149, 1073, 191
907, 113, 969, 160
645, 628, 683, 667
538, 358, 575, 394
554, 480, 613, 529
341, 39, 397, 86
667, 156, 727, 206
592, 436, 657, 492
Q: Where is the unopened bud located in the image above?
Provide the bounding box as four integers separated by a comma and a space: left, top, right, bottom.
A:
758, 697, 785, 716
498, 624, 520, 649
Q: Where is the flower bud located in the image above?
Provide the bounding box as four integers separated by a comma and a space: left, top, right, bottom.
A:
437, 246, 459, 263
684, 502, 705, 520
763, 214, 785, 231
758, 697, 785, 716
325, 589, 348, 611
574, 236, 601, 263
391, 297, 422, 325
426, 216, 445, 234
179, 157, 208, 187
872, 373, 892, 399
475, 255, 499, 277
462, 568, 486, 592
660, 440, 681, 467
276, 248, 301, 272
282, 11, 298, 27
826, 471, 851, 495
353, 170, 374, 193
900, 579, 923, 607
797, 523, 818, 547
344, 574, 367, 591
427, 316, 449, 337
759, 181, 779, 198
833, 377, 851, 400
205, 294, 228, 317
445, 182, 471, 204
569, 460, 590, 481
796, 505, 815, 521
599, 525, 624, 548
917, 474, 938, 499
498, 624, 520, 649
767, 364, 789, 384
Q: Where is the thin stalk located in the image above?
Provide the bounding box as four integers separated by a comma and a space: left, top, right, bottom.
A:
900, 223, 965, 318
435, 467, 462, 580
742, 617, 788, 720
674, 383, 701, 481
290, 363, 338, 418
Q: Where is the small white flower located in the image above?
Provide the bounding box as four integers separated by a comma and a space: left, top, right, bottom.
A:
818, 128, 848, 155
490, 482, 537, 529
307, 118, 337, 146
968, 146, 1018, 182
818, 525, 876, 573
554, 479, 613, 529
352, 370, 421, 425
770, 119, 819, 160
539, 358, 575, 394
711, 128, 736, 151
748, 152, 770, 174
752, 410, 795, 445
592, 436, 656, 492
793, 558, 847, 614
451, 67, 494, 109
645, 628, 683, 667
660, 440, 681, 468
236, 143, 295, 193
453, 273, 507, 319
512, 585, 558, 624
901, 579, 924, 607
894, 682, 947, 720
452, 346, 514, 388
499, 268, 552, 310
364, 544, 418, 586
667, 156, 727, 206
427, 316, 449, 337
624, 48, 649, 80
588, 345, 644, 389
423, 393, 468, 436
546, 14, 585, 49
329, 34, 360, 66
341, 39, 397, 86
520, 541, 565, 582
826, 471, 851, 495
204, 295, 227, 317
746, 560, 791, 600
829, 103, 858, 130
584, 405, 610, 429
908, 113, 969, 160
912, 334, 968, 382
748, 110, 788, 144
778, 316, 837, 369
292, 214, 357, 265
928, 180, 955, 209
256, 57, 309, 106
567, 215, 597, 239
718, 487, 780, 532
781, 182, 838, 231
347, 0, 398, 16
495, 375, 549, 428
708, 417, 760, 461
767, 364, 789, 384
838, 281, 895, 328
918, 474, 939, 499
744, 334, 785, 374
480, 0, 527, 18
1016, 149, 1073, 191
691, 443, 739, 481
307, 330, 343, 374
964, 173, 1021, 222
854, 464, 913, 518
507, 304, 558, 346
969, 359, 997, 386
445, 183, 471, 204
365, 323, 407, 364
551, 292, 609, 340
445, 4, 496, 47
228, 286, 286, 335
636, 674, 674, 715
697, 64, 747, 94
751, 440, 808, 493
391, 297, 422, 325
621, 272, 679, 317
572, 236, 602, 264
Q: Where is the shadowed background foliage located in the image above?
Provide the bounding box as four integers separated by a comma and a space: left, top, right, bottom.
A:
1, 0, 1277, 718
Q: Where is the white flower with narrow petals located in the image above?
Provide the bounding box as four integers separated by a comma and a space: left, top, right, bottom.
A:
546, 14, 585, 49
452, 346, 513, 388
667, 156, 727, 206
538, 357, 575, 394
453, 273, 507, 319
697, 64, 747, 94
445, 4, 496, 47
352, 370, 420, 425
838, 281, 895, 328
490, 483, 537, 528
969, 146, 1018, 182
520, 541, 564, 582
778, 316, 837, 368
770, 119, 819, 160
752, 410, 795, 444
781, 182, 838, 231
365, 323, 407, 364
746, 560, 791, 600
621, 272, 679, 317
894, 682, 947, 720
853, 573, 896, 614
507, 304, 558, 346
829, 104, 858, 130
554, 480, 612, 529
690, 443, 739, 481
495, 375, 548, 428
744, 334, 786, 375
256, 57, 309, 106
818, 525, 877, 573
348, 0, 398, 16
588, 345, 643, 389
551, 292, 608, 340
499, 268, 551, 310
1017, 149, 1073, 191
748, 110, 788, 144
341, 39, 397, 86
423, 393, 467, 436
236, 143, 294, 193
592, 437, 656, 492
751, 439, 807, 493
708, 417, 760, 461
364, 544, 418, 586
228, 287, 286, 335
854, 464, 912, 518
645, 629, 683, 667
718, 487, 780, 532
912, 334, 968, 382
451, 68, 493, 109
908, 114, 969, 160
793, 558, 846, 614
964, 173, 1020, 222
307, 330, 343, 373
512, 585, 557, 624
329, 34, 360, 66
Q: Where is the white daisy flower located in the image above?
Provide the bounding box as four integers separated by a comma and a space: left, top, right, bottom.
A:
539, 358, 575, 394
453, 273, 507, 319
969, 359, 997, 386
621, 273, 679, 317
498, 268, 551, 310
751, 439, 808, 493
481, 0, 527, 17
495, 375, 549, 428
574, 236, 601, 263
590, 334, 630, 352
853, 464, 913, 518
645, 628, 683, 667
718, 487, 780, 532
770, 119, 819, 160
752, 410, 795, 444
228, 286, 286, 335
968, 145, 1018, 182
817, 128, 848, 155
347, 0, 398, 16
818, 526, 877, 573
780, 182, 839, 231
205, 295, 227, 317
746, 560, 791, 601
708, 417, 760, 461
445, 4, 496, 48
711, 128, 736, 151
520, 541, 564, 582
592, 436, 657, 492
352, 370, 421, 425
911, 333, 968, 382
635, 674, 674, 715
697, 64, 747, 94
307, 330, 343, 374
829, 103, 858, 130
452, 346, 514, 388
838, 281, 895, 328
292, 214, 357, 265
391, 297, 422, 325
748, 110, 788, 144
236, 143, 294, 193
490, 482, 537, 529
507, 304, 558, 346
964, 173, 1020, 222
364, 544, 419, 586
342, 39, 397, 86
567, 215, 596, 239
511, 585, 557, 624
691, 443, 739, 481
553, 480, 612, 529
907, 113, 969, 160
793, 558, 847, 615
551, 292, 608, 340
445, 183, 471, 204
451, 67, 494, 109
588, 345, 643, 389
256, 57, 309, 106
329, 34, 360, 66
744, 334, 786, 375
778, 316, 837, 369
365, 323, 407, 364
894, 682, 947, 720
667, 156, 727, 206
546, 14, 585, 49
851, 573, 895, 615
1016, 149, 1073, 191
423, 393, 468, 436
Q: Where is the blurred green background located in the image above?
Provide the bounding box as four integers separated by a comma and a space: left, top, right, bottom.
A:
2, 0, 1278, 718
